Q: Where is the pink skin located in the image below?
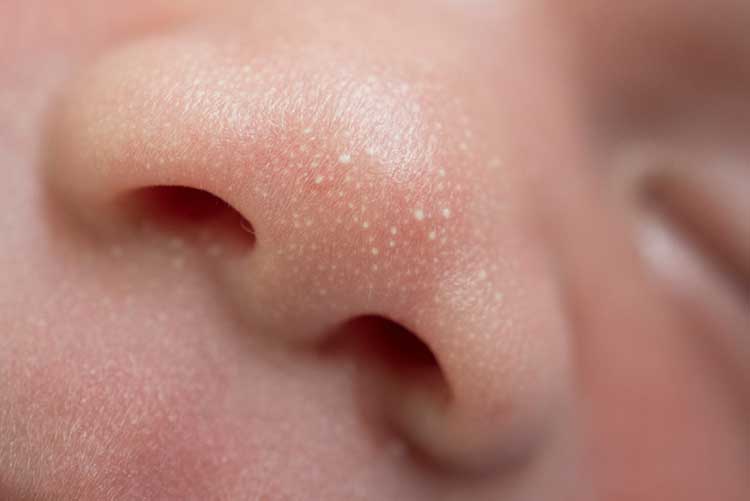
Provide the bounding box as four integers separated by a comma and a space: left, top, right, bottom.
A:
1, 1, 748, 500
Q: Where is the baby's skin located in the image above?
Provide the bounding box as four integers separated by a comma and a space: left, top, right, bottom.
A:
1, 1, 748, 499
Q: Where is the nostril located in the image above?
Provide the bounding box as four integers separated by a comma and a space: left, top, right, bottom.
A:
329, 316, 448, 389
120, 186, 256, 253
320, 314, 548, 477
320, 315, 452, 459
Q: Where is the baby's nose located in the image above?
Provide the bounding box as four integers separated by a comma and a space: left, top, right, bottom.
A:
45, 28, 572, 477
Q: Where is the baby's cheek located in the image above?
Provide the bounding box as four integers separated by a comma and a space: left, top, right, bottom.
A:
0, 302, 241, 499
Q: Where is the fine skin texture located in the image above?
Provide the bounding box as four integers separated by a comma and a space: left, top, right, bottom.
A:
1, 1, 749, 500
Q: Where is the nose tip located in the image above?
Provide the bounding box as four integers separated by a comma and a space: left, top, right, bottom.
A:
46, 32, 571, 476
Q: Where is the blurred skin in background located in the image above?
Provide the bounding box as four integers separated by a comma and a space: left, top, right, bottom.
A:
1, 0, 749, 499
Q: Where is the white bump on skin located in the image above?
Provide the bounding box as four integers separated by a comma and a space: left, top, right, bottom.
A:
366, 146, 376, 156
390, 227, 398, 235
442, 208, 451, 218
437, 168, 446, 177
338, 153, 352, 164
315, 175, 324, 184
414, 209, 425, 221
478, 269, 488, 280
494, 291, 504, 301
428, 230, 437, 240
362, 221, 370, 229
389, 240, 396, 247
303, 127, 312, 134
371, 247, 380, 256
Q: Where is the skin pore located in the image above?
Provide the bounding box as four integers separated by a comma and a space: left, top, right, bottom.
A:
1, 1, 749, 500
